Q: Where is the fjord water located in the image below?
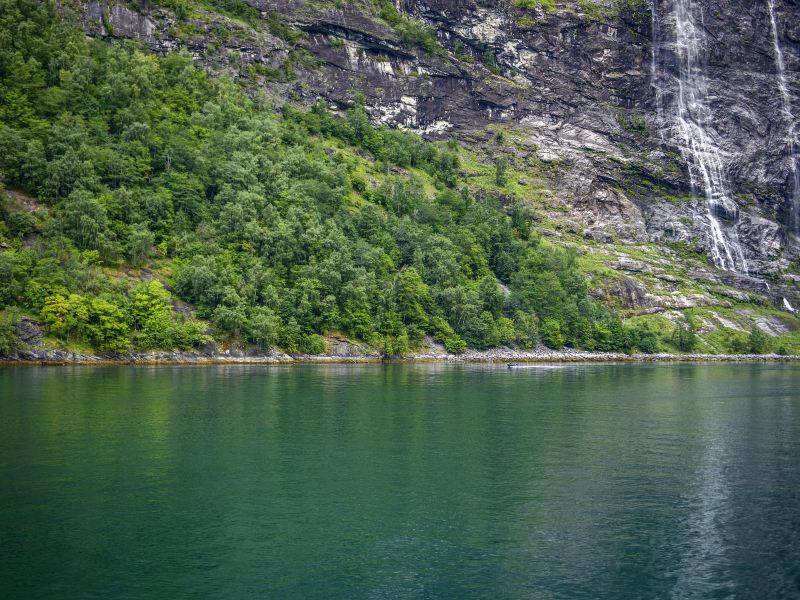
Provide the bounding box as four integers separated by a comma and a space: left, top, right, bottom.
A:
1, 365, 799, 599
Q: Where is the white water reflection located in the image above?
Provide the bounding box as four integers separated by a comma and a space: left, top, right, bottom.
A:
671, 408, 735, 597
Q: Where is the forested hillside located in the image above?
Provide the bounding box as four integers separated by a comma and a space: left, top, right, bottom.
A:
0, 0, 795, 357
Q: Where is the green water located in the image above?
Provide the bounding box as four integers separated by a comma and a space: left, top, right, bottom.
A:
1, 364, 798, 599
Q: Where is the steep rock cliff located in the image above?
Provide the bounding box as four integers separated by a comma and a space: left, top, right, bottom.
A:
76, 0, 800, 309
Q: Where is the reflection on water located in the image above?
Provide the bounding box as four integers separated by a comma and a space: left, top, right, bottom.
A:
673, 418, 734, 597
0, 364, 798, 599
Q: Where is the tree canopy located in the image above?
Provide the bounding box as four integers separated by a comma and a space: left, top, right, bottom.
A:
0, 0, 655, 355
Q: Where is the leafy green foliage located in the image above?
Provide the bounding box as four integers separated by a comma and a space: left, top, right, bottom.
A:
576, 0, 650, 27
376, 1, 441, 54
130, 281, 208, 350
207, 0, 260, 25
540, 318, 564, 349
482, 48, 500, 75
513, 0, 556, 11
0, 309, 18, 355
151, 0, 191, 20
672, 316, 699, 353
0, 0, 700, 357
624, 323, 658, 354
614, 0, 650, 28
617, 110, 649, 138
747, 326, 771, 354
578, 0, 607, 21
495, 158, 508, 187
265, 11, 304, 43
150, 0, 261, 25
41, 293, 129, 353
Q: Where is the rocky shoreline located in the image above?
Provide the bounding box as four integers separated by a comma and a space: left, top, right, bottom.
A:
3, 347, 799, 366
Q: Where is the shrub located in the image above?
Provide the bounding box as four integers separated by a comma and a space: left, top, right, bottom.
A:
5, 208, 35, 239
614, 0, 649, 28
579, 0, 607, 21
246, 307, 281, 350
513, 310, 539, 349
748, 326, 771, 355
541, 318, 565, 349
673, 322, 698, 353
280, 318, 302, 353
83, 298, 130, 353
625, 323, 658, 354
130, 281, 205, 350
300, 333, 328, 355
444, 336, 467, 354
127, 224, 154, 267
42, 293, 129, 352
516, 15, 536, 28
377, 1, 441, 54
495, 158, 508, 187
482, 48, 500, 74
0, 250, 29, 308
513, 0, 556, 10
0, 309, 19, 356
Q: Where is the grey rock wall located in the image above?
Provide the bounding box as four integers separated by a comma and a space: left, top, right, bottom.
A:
75, 0, 800, 302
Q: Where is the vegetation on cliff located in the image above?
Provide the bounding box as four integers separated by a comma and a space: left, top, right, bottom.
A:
0, 0, 795, 357
0, 0, 655, 356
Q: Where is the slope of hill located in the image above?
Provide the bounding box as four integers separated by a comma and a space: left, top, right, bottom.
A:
1, 0, 798, 358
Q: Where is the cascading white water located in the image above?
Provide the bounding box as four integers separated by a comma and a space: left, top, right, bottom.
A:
650, 0, 662, 121
767, 0, 799, 233
654, 0, 748, 271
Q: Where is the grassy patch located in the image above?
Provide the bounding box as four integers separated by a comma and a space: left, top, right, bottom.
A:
513, 0, 557, 11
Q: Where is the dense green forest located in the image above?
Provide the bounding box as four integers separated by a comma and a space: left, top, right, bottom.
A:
0, 0, 697, 356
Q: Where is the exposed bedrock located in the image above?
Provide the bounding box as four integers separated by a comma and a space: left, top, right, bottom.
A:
77, 0, 800, 302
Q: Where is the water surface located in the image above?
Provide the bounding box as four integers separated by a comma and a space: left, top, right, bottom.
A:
1, 364, 798, 598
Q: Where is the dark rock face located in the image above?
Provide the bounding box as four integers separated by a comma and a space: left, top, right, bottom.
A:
76, 0, 800, 301
649, 0, 799, 271
653, 0, 800, 208
15, 318, 43, 347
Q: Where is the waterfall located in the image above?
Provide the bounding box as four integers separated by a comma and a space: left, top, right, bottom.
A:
654, 0, 748, 272
783, 298, 797, 313
650, 0, 662, 121
767, 0, 800, 233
